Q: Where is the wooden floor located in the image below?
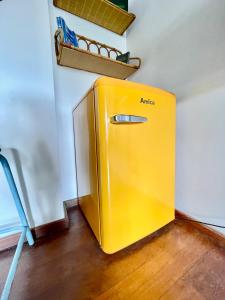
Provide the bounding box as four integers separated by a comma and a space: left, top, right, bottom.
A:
0, 207, 225, 300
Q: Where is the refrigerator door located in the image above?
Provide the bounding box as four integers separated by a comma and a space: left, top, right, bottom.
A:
94, 77, 176, 254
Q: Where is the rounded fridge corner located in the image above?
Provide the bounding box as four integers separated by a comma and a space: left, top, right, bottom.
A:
93, 76, 110, 89
100, 244, 118, 255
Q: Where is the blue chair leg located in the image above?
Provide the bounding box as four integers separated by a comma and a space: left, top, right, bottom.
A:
0, 153, 34, 300
0, 154, 34, 246
0, 228, 27, 300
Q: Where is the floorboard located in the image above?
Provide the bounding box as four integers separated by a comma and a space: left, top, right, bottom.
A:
0, 207, 224, 300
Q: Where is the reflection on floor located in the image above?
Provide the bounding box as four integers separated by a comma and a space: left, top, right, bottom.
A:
0, 207, 225, 300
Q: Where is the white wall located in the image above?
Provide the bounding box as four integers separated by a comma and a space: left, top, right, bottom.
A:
127, 0, 225, 235
0, 0, 64, 230
48, 1, 126, 201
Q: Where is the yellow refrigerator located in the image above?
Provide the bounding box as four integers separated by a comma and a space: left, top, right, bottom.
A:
73, 77, 176, 254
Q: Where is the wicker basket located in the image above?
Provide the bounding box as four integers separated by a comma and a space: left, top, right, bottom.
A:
53, 0, 135, 35
55, 29, 141, 79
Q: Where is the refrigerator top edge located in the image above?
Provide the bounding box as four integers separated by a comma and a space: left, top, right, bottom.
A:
93, 77, 176, 98
72, 77, 176, 113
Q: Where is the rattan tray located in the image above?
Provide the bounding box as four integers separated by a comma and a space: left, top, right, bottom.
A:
55, 30, 141, 79
53, 0, 135, 35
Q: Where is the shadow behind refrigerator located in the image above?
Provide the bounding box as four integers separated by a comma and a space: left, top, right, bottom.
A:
73, 77, 176, 254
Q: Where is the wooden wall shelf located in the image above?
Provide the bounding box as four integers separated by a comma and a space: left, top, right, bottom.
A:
54, 30, 141, 79
53, 0, 135, 35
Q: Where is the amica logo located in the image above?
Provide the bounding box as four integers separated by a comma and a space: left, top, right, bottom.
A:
140, 98, 155, 105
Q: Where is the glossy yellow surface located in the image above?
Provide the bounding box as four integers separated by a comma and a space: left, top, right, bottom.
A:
74, 77, 175, 254
94, 77, 176, 254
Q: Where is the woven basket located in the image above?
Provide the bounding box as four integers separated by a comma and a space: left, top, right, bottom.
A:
53, 0, 135, 35
55, 29, 141, 79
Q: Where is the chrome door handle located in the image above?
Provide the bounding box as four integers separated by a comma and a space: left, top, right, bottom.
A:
110, 114, 148, 124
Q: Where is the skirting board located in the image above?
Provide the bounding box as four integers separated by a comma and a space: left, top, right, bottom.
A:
175, 209, 225, 249
64, 198, 78, 209
1, 204, 223, 252
0, 202, 70, 252
0, 233, 21, 252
